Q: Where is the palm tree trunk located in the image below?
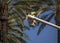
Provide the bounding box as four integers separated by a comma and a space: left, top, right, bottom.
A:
1, 21, 7, 43
55, 2, 60, 43
0, 0, 8, 43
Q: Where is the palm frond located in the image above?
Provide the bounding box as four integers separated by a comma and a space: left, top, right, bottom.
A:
37, 14, 54, 35
1, 0, 56, 43
7, 33, 26, 43
8, 25, 30, 42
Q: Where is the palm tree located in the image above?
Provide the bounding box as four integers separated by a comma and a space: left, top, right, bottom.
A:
0, 0, 59, 43
0, 0, 31, 43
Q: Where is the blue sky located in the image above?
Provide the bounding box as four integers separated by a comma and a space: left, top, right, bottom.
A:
23, 9, 57, 43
